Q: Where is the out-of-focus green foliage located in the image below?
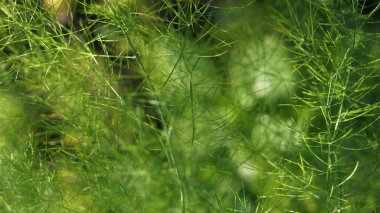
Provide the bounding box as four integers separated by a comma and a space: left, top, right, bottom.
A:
0, 0, 379, 212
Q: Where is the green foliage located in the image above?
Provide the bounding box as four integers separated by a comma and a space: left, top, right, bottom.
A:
0, 0, 379, 212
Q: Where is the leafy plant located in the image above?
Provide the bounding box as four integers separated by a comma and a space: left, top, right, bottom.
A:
0, 0, 379, 212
